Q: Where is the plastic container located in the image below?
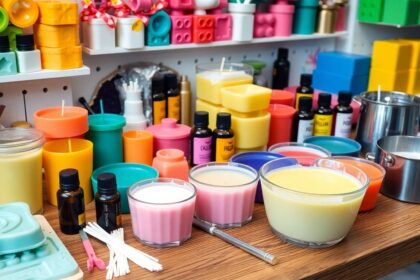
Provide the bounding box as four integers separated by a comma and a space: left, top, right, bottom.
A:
16, 35, 41, 73
146, 118, 191, 160
2, 0, 39, 28
229, 3, 256, 41
91, 163, 159, 213
269, 1, 295, 37
117, 16, 145, 49
82, 18, 115, 50
292, 0, 319, 35
36, 0, 78, 25
0, 35, 17, 75
304, 136, 361, 157
152, 149, 189, 181
268, 104, 296, 146
270, 90, 294, 106
34, 24, 80, 48
39, 45, 82, 70
123, 130, 153, 165
220, 84, 271, 113
268, 142, 331, 158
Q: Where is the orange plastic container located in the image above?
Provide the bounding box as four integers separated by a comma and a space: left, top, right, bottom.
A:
1, 0, 39, 28
123, 130, 153, 165
152, 149, 189, 181
270, 90, 294, 107
268, 104, 296, 147
40, 45, 82, 70
34, 24, 80, 48
36, 0, 78, 25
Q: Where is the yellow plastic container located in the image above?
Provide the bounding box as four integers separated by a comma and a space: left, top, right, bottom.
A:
235, 146, 266, 154
407, 69, 420, 94
196, 99, 225, 129
40, 45, 83, 69
368, 68, 409, 92
36, 0, 78, 25
399, 39, 420, 69
1, 0, 39, 28
34, 24, 79, 48
221, 84, 272, 113
371, 40, 412, 71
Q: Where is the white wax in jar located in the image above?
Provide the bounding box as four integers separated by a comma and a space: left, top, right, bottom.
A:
198, 70, 249, 81
192, 168, 254, 186
133, 184, 193, 204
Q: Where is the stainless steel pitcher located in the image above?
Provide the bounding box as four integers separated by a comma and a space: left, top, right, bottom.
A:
355, 91, 420, 156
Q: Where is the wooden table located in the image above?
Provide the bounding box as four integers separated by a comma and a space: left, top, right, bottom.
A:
43, 195, 420, 280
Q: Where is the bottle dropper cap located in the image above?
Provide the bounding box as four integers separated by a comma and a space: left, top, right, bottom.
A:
299, 97, 313, 111
338, 91, 352, 105
0, 35, 10, 53
152, 74, 164, 93
318, 93, 332, 107
194, 111, 209, 127
300, 74, 312, 87
164, 73, 178, 91
216, 112, 231, 130
277, 48, 288, 60
97, 173, 117, 195
16, 34, 35, 51
59, 169, 80, 192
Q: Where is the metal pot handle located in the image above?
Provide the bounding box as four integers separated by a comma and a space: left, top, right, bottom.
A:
365, 153, 376, 161
382, 154, 395, 168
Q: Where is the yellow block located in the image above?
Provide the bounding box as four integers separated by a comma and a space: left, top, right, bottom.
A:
36, 0, 78, 25
40, 45, 83, 70
371, 40, 412, 71
399, 39, 420, 69
196, 99, 224, 129
407, 69, 420, 94
221, 84, 272, 113
34, 24, 79, 48
368, 68, 409, 92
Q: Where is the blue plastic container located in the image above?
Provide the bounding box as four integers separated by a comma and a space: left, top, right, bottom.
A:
304, 136, 361, 157
313, 69, 369, 95
292, 0, 319, 35
230, 152, 284, 203
316, 52, 372, 77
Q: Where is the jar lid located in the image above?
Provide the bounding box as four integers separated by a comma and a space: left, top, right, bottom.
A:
88, 114, 126, 131
0, 128, 44, 154
146, 118, 191, 140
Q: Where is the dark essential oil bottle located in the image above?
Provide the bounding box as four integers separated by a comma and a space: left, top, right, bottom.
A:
212, 112, 235, 162
152, 74, 166, 125
272, 48, 290, 90
57, 169, 86, 235
95, 172, 122, 233
333, 91, 353, 138
164, 73, 180, 122
190, 111, 213, 166
295, 74, 314, 110
313, 93, 333, 136
292, 96, 314, 143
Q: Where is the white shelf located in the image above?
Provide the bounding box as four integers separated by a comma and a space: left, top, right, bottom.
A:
360, 21, 420, 28
0, 66, 91, 83
83, 32, 348, 55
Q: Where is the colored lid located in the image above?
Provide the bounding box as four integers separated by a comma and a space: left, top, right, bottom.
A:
216, 112, 231, 130
123, 130, 153, 140
300, 74, 312, 87
97, 172, 118, 195
59, 168, 80, 192
270, 90, 294, 106
338, 91, 352, 106
164, 73, 178, 91
242, 60, 266, 72
0, 8, 9, 34
152, 74, 164, 93
299, 96, 313, 111
156, 148, 185, 162
88, 113, 126, 131
269, 104, 296, 118
318, 93, 331, 107
194, 111, 209, 127
304, 136, 361, 156
0, 35, 10, 52
230, 152, 284, 171
16, 34, 35, 51
0, 128, 44, 154
146, 118, 191, 140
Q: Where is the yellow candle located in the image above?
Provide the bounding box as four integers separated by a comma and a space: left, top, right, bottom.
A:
43, 138, 93, 206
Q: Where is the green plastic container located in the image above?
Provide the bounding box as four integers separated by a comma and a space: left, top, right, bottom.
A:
91, 163, 159, 213
292, 0, 319, 35
358, 0, 384, 23
382, 0, 420, 26
86, 114, 126, 169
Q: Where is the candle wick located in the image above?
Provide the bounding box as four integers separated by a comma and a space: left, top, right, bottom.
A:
377, 85, 381, 102
68, 138, 72, 153
61, 100, 65, 117
220, 57, 225, 72
100, 99, 105, 115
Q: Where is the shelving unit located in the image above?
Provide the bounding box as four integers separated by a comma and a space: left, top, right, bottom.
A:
360, 22, 420, 29
0, 66, 90, 83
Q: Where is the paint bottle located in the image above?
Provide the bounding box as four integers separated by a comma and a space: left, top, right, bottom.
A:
295, 74, 313, 110
165, 73, 180, 122
190, 111, 212, 166
15, 34, 41, 73
152, 74, 166, 125
333, 91, 353, 138
180, 75, 191, 126
212, 112, 235, 162
57, 169, 85, 235
95, 172, 122, 233
292, 96, 314, 143
314, 93, 333, 136
272, 48, 290, 90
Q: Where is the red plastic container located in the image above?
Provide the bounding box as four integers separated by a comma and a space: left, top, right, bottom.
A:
268, 104, 296, 147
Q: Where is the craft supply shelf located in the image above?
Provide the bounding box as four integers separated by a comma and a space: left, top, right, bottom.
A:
0, 66, 90, 84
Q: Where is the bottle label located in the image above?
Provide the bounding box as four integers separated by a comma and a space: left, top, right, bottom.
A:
167, 95, 180, 121
215, 137, 235, 162
295, 93, 313, 109
193, 136, 212, 165
78, 213, 86, 226
297, 119, 314, 143
314, 114, 333, 136
153, 100, 166, 124
334, 112, 352, 137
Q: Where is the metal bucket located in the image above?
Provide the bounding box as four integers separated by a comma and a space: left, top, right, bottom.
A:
355, 91, 420, 156
376, 135, 420, 203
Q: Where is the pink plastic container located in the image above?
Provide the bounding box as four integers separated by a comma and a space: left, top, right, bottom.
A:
270, 90, 294, 106
268, 104, 296, 147
146, 118, 191, 160
254, 13, 275, 38
152, 149, 189, 181
128, 178, 196, 247
189, 162, 259, 228
268, 142, 331, 158
269, 1, 294, 37
171, 14, 192, 44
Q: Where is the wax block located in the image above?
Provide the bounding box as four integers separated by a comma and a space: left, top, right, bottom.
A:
313, 70, 369, 95
371, 40, 412, 71
193, 15, 214, 43
316, 52, 371, 76
168, 0, 194, 10
270, 2, 294, 37
357, 0, 384, 23
407, 69, 420, 94
37, 0, 78, 25
368, 68, 409, 92
34, 24, 80, 48
221, 84, 272, 113
382, 0, 420, 26
398, 39, 420, 69
254, 13, 275, 38
214, 14, 232, 41
147, 10, 171, 46
196, 99, 224, 129
40, 45, 83, 70
171, 15, 192, 44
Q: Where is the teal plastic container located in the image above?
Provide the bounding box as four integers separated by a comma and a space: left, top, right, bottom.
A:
91, 163, 159, 213
87, 114, 126, 169
292, 0, 319, 35
304, 136, 361, 157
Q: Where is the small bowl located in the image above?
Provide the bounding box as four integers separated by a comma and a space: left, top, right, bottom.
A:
268, 142, 331, 158
91, 163, 159, 213
304, 136, 361, 157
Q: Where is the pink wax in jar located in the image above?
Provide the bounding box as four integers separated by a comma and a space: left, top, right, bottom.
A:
128, 178, 196, 247
189, 162, 259, 228
268, 142, 331, 158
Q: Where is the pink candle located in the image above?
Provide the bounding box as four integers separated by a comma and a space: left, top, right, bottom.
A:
189, 162, 258, 228
128, 178, 196, 247
268, 142, 331, 158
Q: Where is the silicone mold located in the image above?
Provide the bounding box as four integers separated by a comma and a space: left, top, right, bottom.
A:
147, 10, 171, 46
171, 15, 192, 44
193, 15, 214, 43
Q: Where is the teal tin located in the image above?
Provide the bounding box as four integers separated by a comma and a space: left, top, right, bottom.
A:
87, 113, 126, 169
147, 10, 171, 46
91, 163, 159, 213
304, 136, 361, 157
292, 0, 319, 35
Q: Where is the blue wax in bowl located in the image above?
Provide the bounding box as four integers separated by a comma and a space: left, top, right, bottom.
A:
304, 136, 361, 157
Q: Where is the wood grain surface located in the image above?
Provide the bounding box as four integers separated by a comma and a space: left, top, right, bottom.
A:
42, 194, 420, 280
